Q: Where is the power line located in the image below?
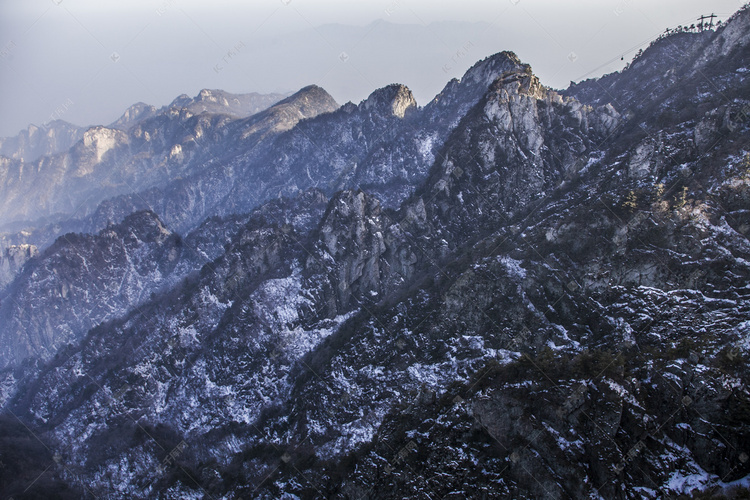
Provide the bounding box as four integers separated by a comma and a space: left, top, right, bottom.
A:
572, 13, 723, 83
573, 33, 661, 82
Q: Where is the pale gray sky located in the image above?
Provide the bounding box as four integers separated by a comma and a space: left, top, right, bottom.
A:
0, 0, 743, 136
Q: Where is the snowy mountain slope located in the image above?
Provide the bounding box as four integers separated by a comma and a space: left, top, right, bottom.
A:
0, 189, 331, 371
0, 211, 184, 369
2, 5, 750, 500
0, 120, 84, 163
2, 187, 388, 497
58, 52, 528, 242
0, 88, 323, 229
0, 87, 335, 288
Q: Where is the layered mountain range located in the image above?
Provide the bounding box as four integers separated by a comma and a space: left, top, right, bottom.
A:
1, 5, 749, 499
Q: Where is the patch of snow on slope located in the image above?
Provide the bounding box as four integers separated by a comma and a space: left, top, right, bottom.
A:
250, 265, 311, 330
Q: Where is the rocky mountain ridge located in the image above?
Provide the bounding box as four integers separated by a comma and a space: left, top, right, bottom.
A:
1, 5, 749, 499
0, 120, 84, 163
0, 89, 297, 229
0, 52, 528, 290
0, 90, 290, 164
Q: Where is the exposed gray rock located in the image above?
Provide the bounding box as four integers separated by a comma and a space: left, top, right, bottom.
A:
0, 244, 37, 290
361, 84, 417, 119
2, 6, 750, 499
0, 120, 84, 163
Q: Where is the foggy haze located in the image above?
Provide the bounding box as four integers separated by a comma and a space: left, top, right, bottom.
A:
0, 0, 741, 137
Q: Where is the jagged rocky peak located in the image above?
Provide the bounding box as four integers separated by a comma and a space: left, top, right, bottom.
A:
254, 85, 340, 133
360, 83, 417, 118
169, 93, 193, 108
485, 63, 621, 138
109, 102, 157, 131
423, 51, 526, 122
462, 50, 524, 87
196, 88, 224, 103
165, 89, 291, 119
0, 120, 84, 162
232, 85, 339, 139
429, 50, 525, 102
488, 64, 546, 100
28, 120, 79, 138
24, 122, 45, 137
81, 125, 126, 144
286, 84, 340, 111
191, 88, 233, 108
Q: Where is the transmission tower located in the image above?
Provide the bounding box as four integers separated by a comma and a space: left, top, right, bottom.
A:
698, 13, 718, 31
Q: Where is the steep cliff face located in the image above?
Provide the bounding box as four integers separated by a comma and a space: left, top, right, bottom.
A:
0, 244, 37, 290
394, 65, 620, 265
306, 190, 387, 316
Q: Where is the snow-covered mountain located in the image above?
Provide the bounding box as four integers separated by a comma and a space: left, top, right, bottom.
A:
0, 120, 84, 163
0, 54, 525, 287
0, 89, 311, 229
1, 5, 749, 499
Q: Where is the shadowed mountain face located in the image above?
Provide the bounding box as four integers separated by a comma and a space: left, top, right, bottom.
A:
1, 5, 750, 500
0, 211, 184, 368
